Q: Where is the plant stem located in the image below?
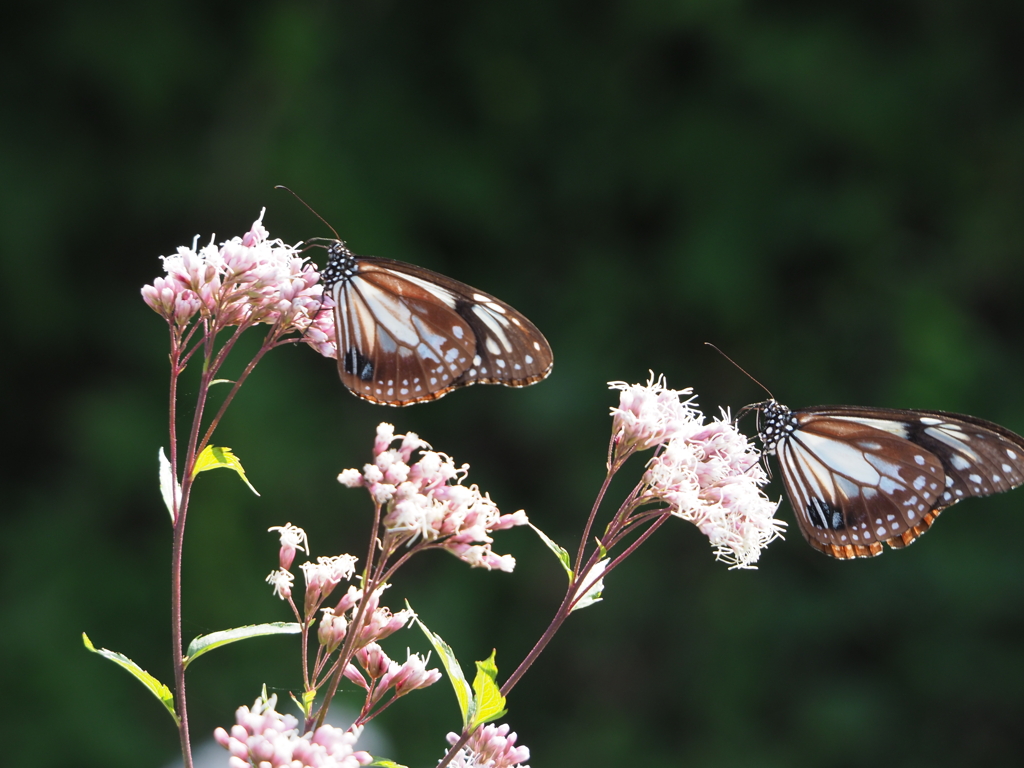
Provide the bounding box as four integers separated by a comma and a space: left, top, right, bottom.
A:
167, 330, 194, 768
573, 464, 616, 576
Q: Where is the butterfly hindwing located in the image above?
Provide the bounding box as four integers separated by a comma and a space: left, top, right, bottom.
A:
761, 403, 1024, 559
780, 410, 946, 558
325, 246, 552, 406
333, 265, 477, 404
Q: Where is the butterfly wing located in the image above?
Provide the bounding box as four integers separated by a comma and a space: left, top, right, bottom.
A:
776, 406, 1024, 559
331, 255, 552, 406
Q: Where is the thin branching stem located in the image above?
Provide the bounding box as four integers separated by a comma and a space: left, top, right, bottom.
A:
312, 498, 386, 730
573, 462, 616, 576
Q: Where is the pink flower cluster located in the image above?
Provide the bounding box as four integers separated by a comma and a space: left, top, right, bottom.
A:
339, 424, 528, 571
609, 373, 698, 456
344, 642, 443, 704
266, 525, 414, 649
214, 692, 371, 768
609, 375, 785, 568
445, 723, 531, 768
141, 209, 330, 349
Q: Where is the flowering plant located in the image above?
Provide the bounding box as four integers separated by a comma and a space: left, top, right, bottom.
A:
85, 211, 785, 768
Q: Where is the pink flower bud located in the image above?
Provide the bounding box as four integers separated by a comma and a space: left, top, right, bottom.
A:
388, 651, 442, 697
335, 585, 362, 615
344, 663, 369, 690
355, 643, 390, 679
373, 423, 395, 456
317, 609, 348, 653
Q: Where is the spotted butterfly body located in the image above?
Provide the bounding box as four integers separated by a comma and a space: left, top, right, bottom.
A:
756, 401, 1024, 559
319, 240, 553, 406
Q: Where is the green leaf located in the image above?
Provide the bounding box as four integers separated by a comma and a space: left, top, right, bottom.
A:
572, 558, 609, 612
290, 688, 317, 719
82, 633, 179, 724
183, 622, 301, 668
470, 650, 507, 728
192, 445, 259, 495
529, 523, 572, 581
368, 760, 410, 768
209, 378, 234, 386
158, 448, 178, 522
413, 612, 473, 728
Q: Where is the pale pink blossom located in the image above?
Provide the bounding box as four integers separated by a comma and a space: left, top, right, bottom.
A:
268, 522, 309, 571
608, 373, 699, 457
300, 555, 359, 616
375, 650, 442, 702
446, 723, 531, 768
340, 423, 529, 570
215, 691, 371, 768
636, 402, 785, 568
353, 605, 415, 648
141, 209, 329, 348
265, 568, 295, 600
302, 292, 338, 359
334, 585, 362, 615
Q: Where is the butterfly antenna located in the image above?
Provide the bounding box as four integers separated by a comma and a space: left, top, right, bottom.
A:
275, 185, 342, 240
704, 342, 774, 400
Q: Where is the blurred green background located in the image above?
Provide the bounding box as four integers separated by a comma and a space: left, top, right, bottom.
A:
4, 1, 1024, 766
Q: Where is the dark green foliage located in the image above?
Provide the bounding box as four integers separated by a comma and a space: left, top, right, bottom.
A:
4, 1, 1024, 766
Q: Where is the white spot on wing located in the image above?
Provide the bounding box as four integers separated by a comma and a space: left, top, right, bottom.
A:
951, 455, 971, 471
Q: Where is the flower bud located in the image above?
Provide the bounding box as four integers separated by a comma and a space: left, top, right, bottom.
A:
356, 643, 390, 679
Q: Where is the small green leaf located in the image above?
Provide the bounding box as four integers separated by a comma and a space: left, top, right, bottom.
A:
413, 612, 473, 728
470, 650, 507, 728
572, 558, 609, 612
290, 688, 317, 719
184, 622, 301, 668
159, 448, 178, 523
192, 445, 259, 495
529, 523, 572, 580
209, 378, 235, 386
595, 537, 608, 560
83, 633, 179, 724
368, 760, 409, 768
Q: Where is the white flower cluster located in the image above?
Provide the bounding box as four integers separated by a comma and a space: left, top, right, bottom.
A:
609, 375, 785, 568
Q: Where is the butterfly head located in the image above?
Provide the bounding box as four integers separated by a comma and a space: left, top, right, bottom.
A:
318, 240, 357, 291
753, 399, 797, 456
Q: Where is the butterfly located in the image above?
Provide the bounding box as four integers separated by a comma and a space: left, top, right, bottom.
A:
748, 400, 1024, 559
316, 239, 553, 406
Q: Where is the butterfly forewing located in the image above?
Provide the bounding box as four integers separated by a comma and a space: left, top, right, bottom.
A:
325, 246, 553, 406
761, 403, 1024, 559
899, 412, 1024, 508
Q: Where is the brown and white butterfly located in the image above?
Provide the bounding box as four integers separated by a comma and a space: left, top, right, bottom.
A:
317, 239, 553, 406
751, 400, 1024, 559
